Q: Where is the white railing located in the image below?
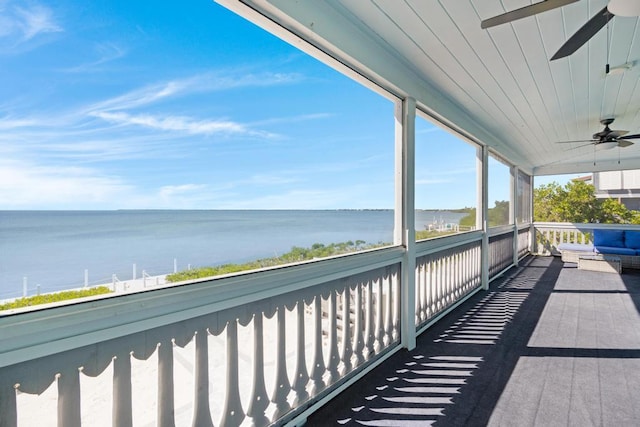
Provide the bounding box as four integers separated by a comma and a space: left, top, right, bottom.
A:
414, 232, 483, 329
517, 225, 530, 259
0, 226, 533, 427
533, 222, 640, 255
0, 248, 402, 427
488, 226, 515, 278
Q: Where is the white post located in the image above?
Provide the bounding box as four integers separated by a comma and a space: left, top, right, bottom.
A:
530, 175, 536, 253
512, 166, 519, 267
84, 269, 89, 288
174, 258, 177, 273
112, 274, 117, 292
23, 277, 27, 297
395, 97, 416, 351
188, 264, 191, 271
477, 145, 489, 290
143, 270, 146, 288
132, 263, 137, 280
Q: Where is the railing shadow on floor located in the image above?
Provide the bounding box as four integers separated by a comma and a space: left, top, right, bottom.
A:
306, 255, 565, 426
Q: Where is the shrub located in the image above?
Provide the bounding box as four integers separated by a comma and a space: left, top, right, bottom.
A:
0, 286, 113, 311
166, 241, 385, 283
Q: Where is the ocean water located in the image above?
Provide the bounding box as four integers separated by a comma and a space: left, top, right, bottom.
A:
0, 210, 465, 299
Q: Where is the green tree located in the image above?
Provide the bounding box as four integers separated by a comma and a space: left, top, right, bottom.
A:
534, 180, 640, 224
457, 200, 510, 228
488, 200, 509, 226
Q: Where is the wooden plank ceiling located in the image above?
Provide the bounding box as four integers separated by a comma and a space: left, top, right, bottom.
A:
222, 0, 640, 176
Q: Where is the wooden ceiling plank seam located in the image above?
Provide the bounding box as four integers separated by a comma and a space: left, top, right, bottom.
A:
448, 0, 550, 161
413, 0, 546, 158
354, 0, 517, 142
531, 12, 574, 144
371, 0, 536, 155
600, 19, 631, 124
508, 17, 565, 152
327, 0, 529, 167
478, 23, 550, 159
611, 18, 640, 132
554, 1, 593, 140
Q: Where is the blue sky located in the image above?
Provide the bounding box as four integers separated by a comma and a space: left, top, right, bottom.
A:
0, 1, 575, 210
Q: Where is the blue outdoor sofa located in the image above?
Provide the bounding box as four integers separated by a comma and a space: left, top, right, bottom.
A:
558, 229, 640, 269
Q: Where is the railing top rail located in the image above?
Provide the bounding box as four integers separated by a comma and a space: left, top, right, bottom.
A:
488, 224, 516, 237
415, 230, 482, 257
534, 222, 640, 231
0, 245, 404, 369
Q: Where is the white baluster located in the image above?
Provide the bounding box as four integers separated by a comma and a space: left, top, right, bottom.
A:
384, 273, 393, 345
327, 290, 340, 384
157, 341, 175, 427
418, 262, 426, 322
57, 369, 81, 427
220, 320, 245, 426
309, 294, 326, 394
446, 255, 453, 303
340, 286, 353, 374
292, 300, 309, 405
247, 313, 269, 426
113, 353, 133, 427
393, 268, 401, 341
425, 258, 436, 319
436, 257, 442, 310
192, 330, 214, 427
271, 306, 291, 420
375, 277, 384, 353
365, 277, 375, 358
353, 282, 364, 366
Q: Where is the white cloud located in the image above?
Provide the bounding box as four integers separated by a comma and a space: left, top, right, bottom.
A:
219, 189, 348, 210
61, 42, 127, 73
416, 167, 476, 185
92, 111, 279, 138
159, 184, 206, 198
416, 178, 451, 185
0, 117, 37, 129
0, 3, 62, 46
250, 113, 332, 127
15, 4, 62, 40
87, 71, 304, 112
0, 160, 132, 209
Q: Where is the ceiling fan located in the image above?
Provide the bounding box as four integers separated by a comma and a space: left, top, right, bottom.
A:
556, 118, 640, 149
481, 0, 640, 60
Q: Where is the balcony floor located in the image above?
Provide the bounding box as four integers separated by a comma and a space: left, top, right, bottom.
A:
307, 255, 640, 426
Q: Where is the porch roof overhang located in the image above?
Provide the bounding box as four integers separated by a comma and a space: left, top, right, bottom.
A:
217, 0, 640, 177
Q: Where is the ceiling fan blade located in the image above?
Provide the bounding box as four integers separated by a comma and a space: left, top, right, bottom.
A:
481, 0, 579, 29
563, 142, 597, 150
550, 6, 613, 60
617, 139, 634, 148
609, 129, 629, 137
556, 139, 597, 143
621, 133, 640, 139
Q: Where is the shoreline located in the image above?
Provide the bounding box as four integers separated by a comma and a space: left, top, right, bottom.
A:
0, 273, 168, 313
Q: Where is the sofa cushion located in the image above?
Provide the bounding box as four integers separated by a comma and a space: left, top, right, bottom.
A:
593, 229, 625, 248
557, 243, 594, 252
594, 245, 636, 256
625, 231, 640, 249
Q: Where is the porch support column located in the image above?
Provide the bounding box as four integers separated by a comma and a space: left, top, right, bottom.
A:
477, 145, 489, 290
530, 175, 536, 253
394, 97, 416, 351
511, 166, 519, 266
